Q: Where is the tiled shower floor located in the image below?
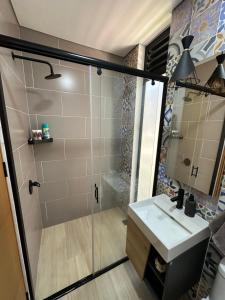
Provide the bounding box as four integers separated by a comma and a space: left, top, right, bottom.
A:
35, 207, 127, 299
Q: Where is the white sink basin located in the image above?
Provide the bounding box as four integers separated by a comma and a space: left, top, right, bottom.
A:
128, 194, 209, 262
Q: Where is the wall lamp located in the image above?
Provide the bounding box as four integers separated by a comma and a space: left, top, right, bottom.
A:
205, 53, 225, 93
170, 35, 199, 84
170, 35, 225, 94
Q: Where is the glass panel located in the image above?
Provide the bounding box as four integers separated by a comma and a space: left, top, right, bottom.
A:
137, 80, 164, 201
89, 67, 165, 272
3, 52, 94, 299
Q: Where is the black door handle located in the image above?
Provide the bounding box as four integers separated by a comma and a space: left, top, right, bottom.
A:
94, 184, 99, 203
29, 180, 41, 194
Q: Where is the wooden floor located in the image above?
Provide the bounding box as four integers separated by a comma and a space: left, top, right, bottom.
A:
60, 261, 155, 300
35, 207, 127, 300
59, 261, 190, 300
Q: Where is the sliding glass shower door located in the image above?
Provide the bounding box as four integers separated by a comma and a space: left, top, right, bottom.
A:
89, 67, 144, 273
1, 39, 166, 299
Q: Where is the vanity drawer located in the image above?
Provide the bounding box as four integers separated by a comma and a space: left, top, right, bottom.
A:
126, 216, 151, 278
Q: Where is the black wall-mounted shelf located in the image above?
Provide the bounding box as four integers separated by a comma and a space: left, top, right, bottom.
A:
28, 138, 53, 145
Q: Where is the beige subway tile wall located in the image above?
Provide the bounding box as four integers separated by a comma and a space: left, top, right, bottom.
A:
0, 0, 43, 289
21, 27, 125, 227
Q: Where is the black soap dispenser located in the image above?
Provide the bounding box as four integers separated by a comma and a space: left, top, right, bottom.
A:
184, 194, 196, 217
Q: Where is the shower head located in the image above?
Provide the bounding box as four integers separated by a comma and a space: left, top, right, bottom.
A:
183, 96, 192, 102
12, 52, 62, 80
43, 61, 61, 80
45, 72, 62, 80
183, 91, 201, 102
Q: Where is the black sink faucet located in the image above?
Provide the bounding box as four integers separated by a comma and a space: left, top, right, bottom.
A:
171, 188, 184, 209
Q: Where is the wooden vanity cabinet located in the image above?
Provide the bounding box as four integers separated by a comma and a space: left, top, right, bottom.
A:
126, 216, 209, 300
126, 216, 151, 278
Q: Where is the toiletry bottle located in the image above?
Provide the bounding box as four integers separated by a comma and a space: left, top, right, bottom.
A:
42, 123, 50, 139
184, 194, 196, 217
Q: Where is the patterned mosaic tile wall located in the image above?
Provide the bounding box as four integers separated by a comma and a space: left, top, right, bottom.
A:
158, 0, 225, 298
121, 45, 139, 181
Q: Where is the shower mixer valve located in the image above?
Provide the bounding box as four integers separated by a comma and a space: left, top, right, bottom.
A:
29, 180, 41, 195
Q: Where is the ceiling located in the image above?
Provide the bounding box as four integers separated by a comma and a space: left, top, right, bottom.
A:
11, 0, 181, 57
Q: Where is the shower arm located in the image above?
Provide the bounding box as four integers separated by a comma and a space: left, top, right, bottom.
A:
12, 52, 54, 74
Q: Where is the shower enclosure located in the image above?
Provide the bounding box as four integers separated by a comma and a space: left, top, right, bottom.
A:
0, 34, 167, 300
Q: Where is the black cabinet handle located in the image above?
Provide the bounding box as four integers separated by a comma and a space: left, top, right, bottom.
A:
191, 166, 198, 178
94, 184, 99, 203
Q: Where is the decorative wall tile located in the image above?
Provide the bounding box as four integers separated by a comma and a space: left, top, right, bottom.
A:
121, 46, 139, 183
159, 146, 168, 165
123, 45, 139, 68
166, 87, 176, 105
213, 31, 225, 52
192, 0, 220, 18
212, 2, 225, 55
170, 0, 193, 37
158, 163, 170, 185
190, 1, 221, 47
217, 0, 225, 30
217, 172, 225, 212
164, 105, 173, 126
191, 34, 216, 61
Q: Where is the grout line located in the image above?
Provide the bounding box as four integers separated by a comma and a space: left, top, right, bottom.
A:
85, 117, 87, 137
25, 87, 32, 138
64, 139, 66, 160
83, 71, 86, 96
198, 156, 216, 162
24, 85, 104, 98
28, 113, 90, 118
16, 142, 28, 151
20, 53, 27, 88
25, 83, 113, 98
18, 148, 25, 184
41, 161, 44, 183
86, 159, 88, 176
61, 94, 63, 116
6, 105, 29, 116
30, 62, 35, 88
31, 113, 62, 117
180, 136, 220, 142
36, 152, 122, 162
206, 94, 211, 121
35, 114, 38, 129
18, 181, 26, 192
44, 202, 48, 221
39, 174, 92, 185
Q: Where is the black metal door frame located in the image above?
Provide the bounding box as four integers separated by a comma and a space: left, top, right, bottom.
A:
0, 34, 168, 300
0, 75, 34, 299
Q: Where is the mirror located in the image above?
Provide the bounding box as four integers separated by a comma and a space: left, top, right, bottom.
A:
166, 58, 225, 196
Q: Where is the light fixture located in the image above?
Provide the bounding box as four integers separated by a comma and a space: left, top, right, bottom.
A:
205, 53, 225, 93
170, 35, 199, 84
